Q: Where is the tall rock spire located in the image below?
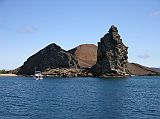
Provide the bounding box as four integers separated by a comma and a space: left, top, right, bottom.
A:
91, 25, 128, 77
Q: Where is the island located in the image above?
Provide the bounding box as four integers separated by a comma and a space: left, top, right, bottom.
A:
11, 25, 159, 77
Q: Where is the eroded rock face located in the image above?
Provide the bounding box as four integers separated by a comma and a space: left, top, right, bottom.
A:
17, 43, 79, 75
91, 25, 128, 76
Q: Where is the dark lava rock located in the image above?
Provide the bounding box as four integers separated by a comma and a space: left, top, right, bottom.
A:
43, 68, 93, 77
91, 25, 128, 76
17, 43, 79, 75
68, 44, 97, 68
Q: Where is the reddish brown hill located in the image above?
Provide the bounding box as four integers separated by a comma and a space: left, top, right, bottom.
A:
68, 44, 97, 68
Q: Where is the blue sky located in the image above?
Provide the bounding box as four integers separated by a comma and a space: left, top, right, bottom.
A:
0, 0, 160, 69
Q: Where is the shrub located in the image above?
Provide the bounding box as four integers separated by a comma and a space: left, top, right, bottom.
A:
0, 69, 7, 74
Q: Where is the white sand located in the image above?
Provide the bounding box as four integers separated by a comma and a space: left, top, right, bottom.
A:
0, 74, 17, 76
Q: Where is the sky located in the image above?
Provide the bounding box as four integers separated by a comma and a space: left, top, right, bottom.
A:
0, 0, 160, 69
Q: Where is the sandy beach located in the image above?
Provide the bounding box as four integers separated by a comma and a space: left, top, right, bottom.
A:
0, 74, 17, 76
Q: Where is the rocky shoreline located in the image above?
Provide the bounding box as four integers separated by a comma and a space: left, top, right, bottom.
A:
42, 68, 93, 77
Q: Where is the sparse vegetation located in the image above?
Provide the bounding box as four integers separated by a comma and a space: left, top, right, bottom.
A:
0, 69, 8, 74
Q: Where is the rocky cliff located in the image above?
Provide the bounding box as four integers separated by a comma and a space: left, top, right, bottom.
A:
68, 44, 97, 68
91, 25, 128, 76
17, 43, 79, 75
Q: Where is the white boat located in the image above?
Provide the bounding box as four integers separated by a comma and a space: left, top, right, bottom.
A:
34, 71, 43, 80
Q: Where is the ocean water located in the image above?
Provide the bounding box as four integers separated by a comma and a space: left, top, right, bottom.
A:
0, 76, 160, 119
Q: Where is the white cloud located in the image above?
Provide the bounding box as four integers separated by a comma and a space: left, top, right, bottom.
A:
0, 24, 38, 33
151, 10, 160, 16
18, 26, 37, 33
137, 54, 150, 59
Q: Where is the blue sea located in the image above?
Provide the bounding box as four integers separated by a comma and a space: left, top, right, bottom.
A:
0, 76, 160, 119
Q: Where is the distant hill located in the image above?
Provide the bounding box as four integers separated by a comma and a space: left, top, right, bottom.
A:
150, 68, 160, 73
127, 63, 159, 76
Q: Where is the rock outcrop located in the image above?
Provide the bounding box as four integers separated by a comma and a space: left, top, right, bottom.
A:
17, 43, 79, 75
91, 25, 128, 76
68, 44, 97, 68
42, 68, 93, 77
